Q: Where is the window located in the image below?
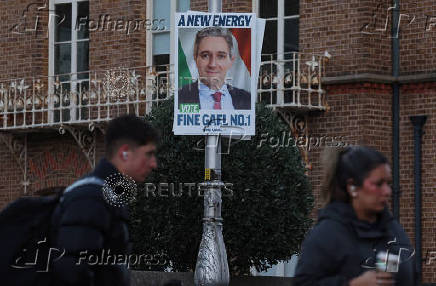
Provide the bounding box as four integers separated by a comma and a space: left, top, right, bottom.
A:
257, 0, 299, 105
253, 1, 301, 275
151, 0, 190, 66
49, 0, 89, 122
146, 0, 189, 110
259, 0, 299, 59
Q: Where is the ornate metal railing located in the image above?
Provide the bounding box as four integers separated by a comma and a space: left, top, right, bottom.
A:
0, 65, 172, 130
258, 51, 331, 111
0, 52, 330, 131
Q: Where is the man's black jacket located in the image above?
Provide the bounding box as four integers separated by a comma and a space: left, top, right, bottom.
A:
50, 158, 130, 286
294, 202, 415, 286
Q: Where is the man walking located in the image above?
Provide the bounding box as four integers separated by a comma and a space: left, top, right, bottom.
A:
50, 115, 158, 286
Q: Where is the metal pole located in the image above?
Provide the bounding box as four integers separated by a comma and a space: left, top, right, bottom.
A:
391, 0, 401, 221
194, 0, 229, 285
410, 115, 427, 286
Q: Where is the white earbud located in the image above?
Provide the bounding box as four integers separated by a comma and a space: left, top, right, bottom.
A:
122, 151, 128, 160
350, 185, 357, 197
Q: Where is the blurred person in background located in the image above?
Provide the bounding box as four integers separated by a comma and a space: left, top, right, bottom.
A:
294, 146, 415, 286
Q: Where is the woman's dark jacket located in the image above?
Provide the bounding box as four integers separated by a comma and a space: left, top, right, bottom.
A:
50, 158, 131, 286
294, 202, 415, 286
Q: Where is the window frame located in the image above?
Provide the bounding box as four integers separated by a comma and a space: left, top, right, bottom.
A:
255, 0, 299, 105
255, 0, 300, 57
49, 0, 89, 122
146, 0, 190, 67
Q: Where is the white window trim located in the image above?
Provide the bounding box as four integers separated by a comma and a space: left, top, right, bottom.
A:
253, 0, 300, 54
169, 0, 176, 67
49, 0, 89, 122
146, 0, 153, 66
254, 0, 299, 105
277, 0, 284, 105
146, 0, 177, 66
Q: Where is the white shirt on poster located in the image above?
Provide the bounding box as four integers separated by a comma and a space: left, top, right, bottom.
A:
198, 82, 235, 110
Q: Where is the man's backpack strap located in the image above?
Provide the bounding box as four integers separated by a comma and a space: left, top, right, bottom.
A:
64, 176, 105, 193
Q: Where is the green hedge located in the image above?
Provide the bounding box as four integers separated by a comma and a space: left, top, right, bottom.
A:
129, 99, 313, 275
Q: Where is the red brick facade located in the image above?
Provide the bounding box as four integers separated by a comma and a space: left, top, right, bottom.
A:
190, 0, 251, 12
299, 0, 436, 282
1, 0, 436, 283
300, 0, 393, 76
89, 0, 147, 70
0, 1, 49, 80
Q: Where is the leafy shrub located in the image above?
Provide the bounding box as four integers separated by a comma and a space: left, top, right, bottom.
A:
129, 99, 313, 275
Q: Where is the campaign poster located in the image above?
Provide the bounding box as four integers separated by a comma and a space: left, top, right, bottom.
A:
173, 12, 256, 136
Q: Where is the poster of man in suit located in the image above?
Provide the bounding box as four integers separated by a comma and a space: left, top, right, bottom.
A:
173, 13, 257, 136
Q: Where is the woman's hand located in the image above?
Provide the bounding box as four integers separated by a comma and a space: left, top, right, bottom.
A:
349, 270, 394, 286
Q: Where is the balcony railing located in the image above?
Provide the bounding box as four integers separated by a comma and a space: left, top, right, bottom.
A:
0, 65, 172, 130
258, 51, 330, 111
0, 52, 330, 131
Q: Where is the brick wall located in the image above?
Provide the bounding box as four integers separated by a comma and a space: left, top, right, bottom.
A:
298, 0, 436, 282
0, 130, 107, 210
190, 0, 252, 12
399, 83, 436, 282
1, 0, 436, 282
89, 0, 147, 70
0, 0, 49, 80
300, 0, 392, 77
307, 83, 393, 210
0, 136, 23, 210
306, 83, 436, 282
400, 0, 436, 75
26, 133, 90, 192
0, 0, 148, 80
299, 0, 436, 78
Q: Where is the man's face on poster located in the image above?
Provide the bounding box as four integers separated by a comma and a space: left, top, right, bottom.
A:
194, 36, 235, 90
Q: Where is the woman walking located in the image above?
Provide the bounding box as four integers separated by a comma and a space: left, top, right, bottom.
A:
294, 146, 415, 286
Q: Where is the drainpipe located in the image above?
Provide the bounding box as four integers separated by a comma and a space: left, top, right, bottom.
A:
391, 0, 400, 220
410, 115, 427, 286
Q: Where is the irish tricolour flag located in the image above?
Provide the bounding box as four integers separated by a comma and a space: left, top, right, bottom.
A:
178, 28, 252, 92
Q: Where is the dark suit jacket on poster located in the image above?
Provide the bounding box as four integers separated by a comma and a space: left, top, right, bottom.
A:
178, 82, 251, 110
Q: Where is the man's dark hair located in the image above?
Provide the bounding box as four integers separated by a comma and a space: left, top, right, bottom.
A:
105, 114, 159, 159
193, 27, 234, 59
